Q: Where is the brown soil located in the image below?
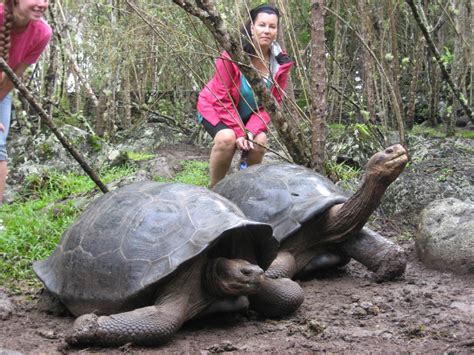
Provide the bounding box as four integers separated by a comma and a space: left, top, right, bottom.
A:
1, 241, 473, 354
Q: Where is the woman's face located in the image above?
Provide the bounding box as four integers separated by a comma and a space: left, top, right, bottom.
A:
251, 12, 278, 51
13, 0, 49, 23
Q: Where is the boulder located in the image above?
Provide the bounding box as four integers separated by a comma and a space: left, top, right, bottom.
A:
381, 137, 473, 224
416, 198, 474, 274
0, 291, 14, 320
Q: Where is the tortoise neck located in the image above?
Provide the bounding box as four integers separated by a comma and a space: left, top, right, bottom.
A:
319, 173, 389, 239
203, 257, 228, 297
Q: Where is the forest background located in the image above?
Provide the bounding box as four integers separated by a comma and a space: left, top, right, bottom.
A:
8, 0, 474, 170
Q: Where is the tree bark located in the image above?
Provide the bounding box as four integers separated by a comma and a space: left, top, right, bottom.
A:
387, 0, 405, 128
356, 0, 377, 123
309, 0, 327, 173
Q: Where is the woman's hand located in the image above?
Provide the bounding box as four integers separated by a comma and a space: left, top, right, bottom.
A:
0, 123, 4, 132
236, 136, 254, 151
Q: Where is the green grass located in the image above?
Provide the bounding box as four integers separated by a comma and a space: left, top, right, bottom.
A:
410, 124, 474, 139
127, 151, 156, 161
0, 165, 136, 287
154, 160, 209, 187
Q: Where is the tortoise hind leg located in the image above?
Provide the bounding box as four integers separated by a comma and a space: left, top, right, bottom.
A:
249, 277, 304, 318
341, 227, 406, 282
294, 246, 350, 279
66, 300, 186, 347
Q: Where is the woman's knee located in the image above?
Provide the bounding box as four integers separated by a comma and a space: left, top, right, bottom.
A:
253, 132, 267, 153
214, 129, 237, 151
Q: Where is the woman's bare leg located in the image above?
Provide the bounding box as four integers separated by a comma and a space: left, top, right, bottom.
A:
209, 129, 237, 188
0, 160, 7, 204
247, 132, 267, 166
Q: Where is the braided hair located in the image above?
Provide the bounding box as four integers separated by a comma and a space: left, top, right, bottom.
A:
240, 4, 280, 56
1, 0, 14, 63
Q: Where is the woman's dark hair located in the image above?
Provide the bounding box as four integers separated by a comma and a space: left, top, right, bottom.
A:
240, 4, 280, 55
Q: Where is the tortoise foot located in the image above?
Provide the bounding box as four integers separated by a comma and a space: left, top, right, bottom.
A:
372, 246, 407, 282
66, 313, 101, 346
250, 277, 304, 318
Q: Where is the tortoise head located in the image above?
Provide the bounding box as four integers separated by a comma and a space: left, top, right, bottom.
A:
203, 257, 264, 297
365, 144, 408, 186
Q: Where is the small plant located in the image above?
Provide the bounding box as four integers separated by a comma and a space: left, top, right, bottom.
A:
88, 134, 103, 152
127, 151, 156, 161
326, 160, 361, 182
436, 168, 453, 182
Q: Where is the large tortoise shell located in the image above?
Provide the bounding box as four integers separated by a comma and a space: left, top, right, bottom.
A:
33, 181, 276, 316
214, 163, 348, 243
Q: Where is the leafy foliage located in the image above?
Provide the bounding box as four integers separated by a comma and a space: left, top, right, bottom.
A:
327, 123, 384, 167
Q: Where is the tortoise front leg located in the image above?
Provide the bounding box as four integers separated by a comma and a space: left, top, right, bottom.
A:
340, 227, 406, 281
249, 276, 304, 318
66, 300, 186, 347
264, 251, 298, 279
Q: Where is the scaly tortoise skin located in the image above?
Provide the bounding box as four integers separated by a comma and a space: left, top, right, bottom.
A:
214, 145, 409, 286
34, 181, 303, 347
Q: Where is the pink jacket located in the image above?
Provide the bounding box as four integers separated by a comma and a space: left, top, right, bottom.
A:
197, 47, 294, 138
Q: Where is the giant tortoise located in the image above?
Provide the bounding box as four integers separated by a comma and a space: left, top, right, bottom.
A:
213, 144, 408, 285
33, 181, 303, 347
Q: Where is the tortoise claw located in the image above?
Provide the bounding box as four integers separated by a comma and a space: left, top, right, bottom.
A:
66, 313, 100, 346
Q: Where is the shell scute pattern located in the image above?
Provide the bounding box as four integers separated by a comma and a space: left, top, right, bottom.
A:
34, 181, 277, 317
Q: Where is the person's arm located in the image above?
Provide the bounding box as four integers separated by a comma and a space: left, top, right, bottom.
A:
207, 54, 246, 137
0, 62, 29, 101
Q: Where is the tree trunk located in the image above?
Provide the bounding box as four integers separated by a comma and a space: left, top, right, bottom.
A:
310, 0, 327, 173
120, 68, 132, 129
406, 42, 423, 130
356, 0, 377, 123
327, 0, 342, 123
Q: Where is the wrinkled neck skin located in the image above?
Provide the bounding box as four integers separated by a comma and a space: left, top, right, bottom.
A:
321, 171, 390, 237
203, 257, 247, 298
153, 257, 215, 322
282, 172, 389, 258
203, 257, 227, 297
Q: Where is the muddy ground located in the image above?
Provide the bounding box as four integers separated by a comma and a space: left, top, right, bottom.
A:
1, 238, 473, 354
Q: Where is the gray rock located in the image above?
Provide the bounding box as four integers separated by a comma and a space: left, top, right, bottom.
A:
0, 291, 14, 320
382, 137, 474, 224
0, 349, 23, 355
416, 198, 474, 274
